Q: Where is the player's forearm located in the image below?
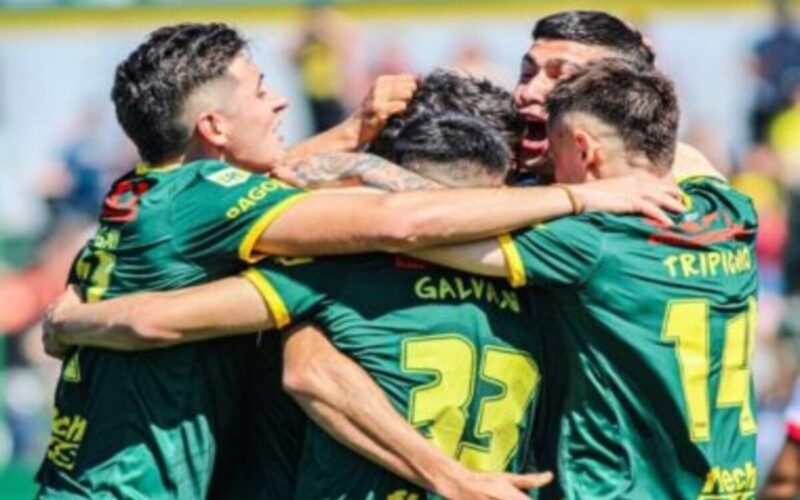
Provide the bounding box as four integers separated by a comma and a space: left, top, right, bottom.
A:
372, 185, 574, 251
332, 377, 472, 495
272, 152, 441, 191
50, 279, 271, 351
290, 394, 430, 489
282, 326, 469, 494
285, 121, 360, 164
48, 294, 178, 351
409, 239, 508, 278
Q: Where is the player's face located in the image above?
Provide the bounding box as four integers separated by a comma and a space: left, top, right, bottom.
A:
514, 40, 614, 177
222, 55, 289, 172
548, 118, 588, 184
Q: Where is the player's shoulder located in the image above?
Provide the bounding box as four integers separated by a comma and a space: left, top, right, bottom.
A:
171, 160, 287, 204
681, 176, 758, 227
194, 160, 255, 186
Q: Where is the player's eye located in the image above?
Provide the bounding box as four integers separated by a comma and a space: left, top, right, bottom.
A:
544, 61, 564, 80
518, 63, 537, 83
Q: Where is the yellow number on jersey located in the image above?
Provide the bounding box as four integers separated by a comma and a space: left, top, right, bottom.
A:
403, 335, 475, 458
74, 249, 116, 303
716, 297, 757, 436
460, 347, 540, 471
402, 335, 540, 472
662, 297, 757, 442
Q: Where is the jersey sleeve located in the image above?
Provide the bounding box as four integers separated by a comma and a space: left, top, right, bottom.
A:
499, 216, 605, 288
241, 257, 339, 329
172, 162, 309, 267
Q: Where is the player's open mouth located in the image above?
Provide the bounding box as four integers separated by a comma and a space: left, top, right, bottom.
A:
521, 118, 548, 163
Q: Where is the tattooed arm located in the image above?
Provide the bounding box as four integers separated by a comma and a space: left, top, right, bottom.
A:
272, 152, 443, 192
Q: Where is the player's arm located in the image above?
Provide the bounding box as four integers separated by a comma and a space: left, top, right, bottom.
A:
272, 151, 443, 191
284, 74, 417, 167
254, 163, 683, 257
282, 324, 552, 499
672, 142, 727, 182
408, 175, 683, 282
409, 239, 509, 278
43, 278, 271, 355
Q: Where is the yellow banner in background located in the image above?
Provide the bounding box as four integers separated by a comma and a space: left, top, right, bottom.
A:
0, 0, 774, 31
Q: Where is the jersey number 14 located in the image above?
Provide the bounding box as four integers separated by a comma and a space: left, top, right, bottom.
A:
663, 297, 757, 442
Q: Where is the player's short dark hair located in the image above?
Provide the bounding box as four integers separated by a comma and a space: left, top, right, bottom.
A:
533, 11, 655, 66
112, 23, 245, 164
368, 70, 523, 162
392, 112, 511, 178
546, 58, 678, 170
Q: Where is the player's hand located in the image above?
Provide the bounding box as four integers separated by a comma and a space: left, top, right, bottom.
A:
349, 73, 418, 147
438, 470, 553, 500
42, 286, 81, 359
571, 170, 685, 226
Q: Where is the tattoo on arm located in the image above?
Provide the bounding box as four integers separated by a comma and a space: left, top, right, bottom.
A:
274, 152, 443, 193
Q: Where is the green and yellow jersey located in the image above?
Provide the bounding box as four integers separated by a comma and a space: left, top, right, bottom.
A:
36, 160, 306, 499
500, 177, 758, 499
246, 253, 543, 499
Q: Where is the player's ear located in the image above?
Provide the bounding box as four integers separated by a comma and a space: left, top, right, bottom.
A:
575, 129, 601, 175
196, 111, 230, 149
574, 130, 592, 165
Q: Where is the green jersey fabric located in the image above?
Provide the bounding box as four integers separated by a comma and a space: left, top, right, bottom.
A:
245, 253, 544, 499
36, 160, 306, 499
502, 177, 759, 499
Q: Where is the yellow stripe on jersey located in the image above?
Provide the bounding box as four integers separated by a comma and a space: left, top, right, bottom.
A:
497, 234, 527, 288
134, 162, 182, 175
242, 268, 291, 329
238, 193, 310, 264
675, 174, 728, 185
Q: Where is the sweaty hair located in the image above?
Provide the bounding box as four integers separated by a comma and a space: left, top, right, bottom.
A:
368, 70, 523, 162
392, 112, 511, 182
112, 23, 245, 164
546, 58, 679, 170
533, 11, 655, 66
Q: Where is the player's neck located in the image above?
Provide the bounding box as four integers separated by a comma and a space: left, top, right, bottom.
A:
596, 156, 676, 185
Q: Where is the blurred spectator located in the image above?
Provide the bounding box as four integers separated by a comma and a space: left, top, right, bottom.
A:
292, 5, 355, 133
41, 105, 134, 228
684, 121, 734, 178
371, 41, 414, 78
748, 0, 800, 144
770, 77, 800, 335
448, 39, 510, 86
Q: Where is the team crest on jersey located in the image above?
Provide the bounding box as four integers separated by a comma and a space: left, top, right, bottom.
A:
205, 167, 252, 188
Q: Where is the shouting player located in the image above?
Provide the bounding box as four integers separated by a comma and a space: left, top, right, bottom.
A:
413, 59, 759, 498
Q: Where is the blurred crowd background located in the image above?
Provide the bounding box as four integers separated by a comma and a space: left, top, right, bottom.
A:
1, 0, 800, 496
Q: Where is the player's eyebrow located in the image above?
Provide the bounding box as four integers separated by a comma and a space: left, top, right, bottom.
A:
547, 57, 571, 67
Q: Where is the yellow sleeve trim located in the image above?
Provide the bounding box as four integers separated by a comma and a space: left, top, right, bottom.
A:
242, 268, 292, 329
135, 162, 182, 175
497, 234, 527, 288
675, 174, 728, 185
238, 192, 310, 264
